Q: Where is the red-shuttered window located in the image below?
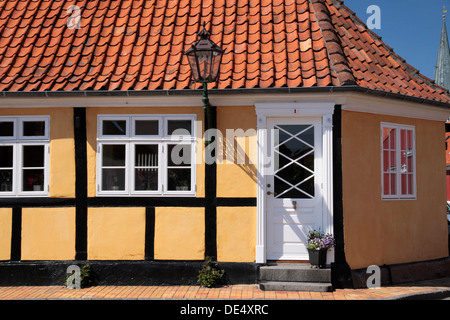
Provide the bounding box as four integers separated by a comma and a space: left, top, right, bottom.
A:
381, 123, 416, 199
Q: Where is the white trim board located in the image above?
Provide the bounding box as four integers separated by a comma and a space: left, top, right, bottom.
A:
0, 91, 447, 120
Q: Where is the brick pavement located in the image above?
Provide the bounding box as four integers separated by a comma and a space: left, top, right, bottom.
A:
0, 277, 449, 300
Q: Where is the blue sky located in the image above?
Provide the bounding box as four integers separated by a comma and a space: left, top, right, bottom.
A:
343, 0, 450, 80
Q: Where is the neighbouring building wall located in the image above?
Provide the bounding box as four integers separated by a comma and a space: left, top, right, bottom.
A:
342, 110, 448, 270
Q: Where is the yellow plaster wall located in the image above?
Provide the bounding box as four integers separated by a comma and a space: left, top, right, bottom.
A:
0, 108, 75, 198
216, 207, 256, 262
21, 207, 76, 260
49, 109, 76, 198
87, 207, 146, 260
341, 111, 448, 270
0, 208, 12, 260
86, 107, 205, 198
154, 207, 205, 260
216, 106, 257, 197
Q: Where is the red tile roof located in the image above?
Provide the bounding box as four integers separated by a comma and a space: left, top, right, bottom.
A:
0, 0, 449, 104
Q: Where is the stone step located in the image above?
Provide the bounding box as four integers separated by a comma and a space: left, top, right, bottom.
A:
259, 264, 331, 283
259, 281, 333, 292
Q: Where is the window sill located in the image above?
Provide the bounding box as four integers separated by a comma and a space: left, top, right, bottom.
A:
382, 196, 417, 201
0, 193, 49, 198
96, 192, 197, 197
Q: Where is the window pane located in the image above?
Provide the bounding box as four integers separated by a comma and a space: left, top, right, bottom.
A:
383, 173, 390, 195
0, 169, 12, 192
167, 168, 191, 191
408, 174, 413, 195
382, 150, 389, 171
389, 128, 396, 149
401, 151, 407, 173
407, 130, 413, 150
389, 151, 396, 171
135, 145, 158, 167
400, 129, 406, 150
135, 168, 158, 191
167, 120, 192, 135
102, 120, 126, 135
168, 144, 191, 166
102, 145, 126, 166
382, 128, 390, 149
0, 146, 13, 168
401, 174, 407, 195
274, 176, 314, 199
23, 145, 44, 167
135, 120, 159, 135
23, 121, 45, 136
102, 168, 125, 191
390, 173, 396, 195
407, 154, 413, 173
0, 122, 14, 136
22, 169, 44, 191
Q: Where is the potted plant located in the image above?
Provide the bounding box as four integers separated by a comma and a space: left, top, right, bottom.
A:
306, 229, 335, 268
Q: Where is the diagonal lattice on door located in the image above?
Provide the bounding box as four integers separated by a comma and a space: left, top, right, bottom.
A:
273, 124, 315, 199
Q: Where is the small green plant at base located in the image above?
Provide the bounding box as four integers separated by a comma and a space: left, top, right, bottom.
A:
197, 257, 225, 288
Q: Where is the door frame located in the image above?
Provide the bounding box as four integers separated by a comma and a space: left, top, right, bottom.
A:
255, 102, 335, 264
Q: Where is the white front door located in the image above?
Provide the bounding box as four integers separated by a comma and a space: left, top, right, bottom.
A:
266, 117, 324, 261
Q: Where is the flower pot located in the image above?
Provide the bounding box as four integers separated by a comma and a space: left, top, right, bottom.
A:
307, 248, 328, 268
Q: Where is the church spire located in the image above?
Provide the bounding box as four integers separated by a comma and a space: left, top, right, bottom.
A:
435, 6, 450, 91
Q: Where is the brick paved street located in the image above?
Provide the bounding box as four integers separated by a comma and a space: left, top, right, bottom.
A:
0, 277, 449, 300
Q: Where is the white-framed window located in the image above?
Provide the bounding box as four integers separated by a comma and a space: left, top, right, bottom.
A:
381, 122, 416, 199
0, 116, 50, 197
97, 115, 196, 196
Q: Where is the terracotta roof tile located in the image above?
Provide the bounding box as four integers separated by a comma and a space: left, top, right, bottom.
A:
0, 0, 448, 104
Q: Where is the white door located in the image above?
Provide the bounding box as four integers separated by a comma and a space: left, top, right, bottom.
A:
266, 117, 323, 261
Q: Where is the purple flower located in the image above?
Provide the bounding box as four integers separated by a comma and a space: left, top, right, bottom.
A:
307, 229, 335, 250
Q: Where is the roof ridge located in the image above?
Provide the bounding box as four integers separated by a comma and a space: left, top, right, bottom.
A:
308, 0, 356, 86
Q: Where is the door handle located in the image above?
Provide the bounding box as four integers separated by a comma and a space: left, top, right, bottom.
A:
292, 201, 297, 209
267, 191, 272, 195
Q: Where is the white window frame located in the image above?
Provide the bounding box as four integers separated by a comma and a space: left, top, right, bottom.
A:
0, 116, 50, 197
97, 114, 196, 197
381, 122, 416, 200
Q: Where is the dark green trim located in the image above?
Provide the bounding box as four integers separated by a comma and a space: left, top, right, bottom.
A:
205, 106, 217, 259
331, 105, 353, 289
0, 197, 256, 208
145, 207, 155, 260
74, 107, 88, 260
10, 207, 21, 261
0, 198, 76, 207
